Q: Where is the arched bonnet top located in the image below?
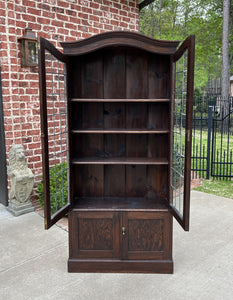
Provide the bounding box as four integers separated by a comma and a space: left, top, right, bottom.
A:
60, 31, 180, 56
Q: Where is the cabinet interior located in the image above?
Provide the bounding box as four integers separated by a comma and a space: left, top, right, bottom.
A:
69, 47, 170, 207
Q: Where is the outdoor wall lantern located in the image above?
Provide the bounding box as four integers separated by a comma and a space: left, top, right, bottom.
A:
18, 27, 38, 67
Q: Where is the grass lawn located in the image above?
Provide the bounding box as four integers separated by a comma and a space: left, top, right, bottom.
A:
192, 129, 233, 151
193, 179, 233, 199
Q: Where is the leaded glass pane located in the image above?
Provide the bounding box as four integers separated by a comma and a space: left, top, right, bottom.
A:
170, 50, 187, 218
45, 51, 69, 216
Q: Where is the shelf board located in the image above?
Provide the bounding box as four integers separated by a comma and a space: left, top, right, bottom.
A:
72, 197, 169, 212
72, 157, 168, 165
71, 98, 170, 103
72, 129, 169, 134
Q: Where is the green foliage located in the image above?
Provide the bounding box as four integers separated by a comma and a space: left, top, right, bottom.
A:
36, 162, 68, 215
140, 0, 229, 90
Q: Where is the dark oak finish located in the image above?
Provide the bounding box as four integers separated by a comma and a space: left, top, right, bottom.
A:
69, 200, 173, 272
61, 31, 180, 55
39, 31, 195, 273
169, 35, 195, 231
38, 37, 70, 229
72, 157, 169, 165
68, 259, 173, 273
71, 98, 170, 102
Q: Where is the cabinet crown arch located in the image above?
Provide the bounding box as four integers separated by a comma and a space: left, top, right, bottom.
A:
60, 31, 180, 56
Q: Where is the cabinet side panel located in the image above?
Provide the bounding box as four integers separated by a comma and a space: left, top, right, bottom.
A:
148, 54, 170, 99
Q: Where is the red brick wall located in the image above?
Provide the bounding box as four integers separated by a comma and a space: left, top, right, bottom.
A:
0, 0, 139, 194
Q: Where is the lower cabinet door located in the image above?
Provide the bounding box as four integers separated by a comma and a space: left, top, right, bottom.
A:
69, 211, 120, 259
69, 210, 172, 261
121, 211, 172, 260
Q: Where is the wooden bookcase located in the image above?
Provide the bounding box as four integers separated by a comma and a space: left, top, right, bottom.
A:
39, 32, 195, 273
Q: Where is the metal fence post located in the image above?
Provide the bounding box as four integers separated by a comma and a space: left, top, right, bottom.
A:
206, 106, 212, 179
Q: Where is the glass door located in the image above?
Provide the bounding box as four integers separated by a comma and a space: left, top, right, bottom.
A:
170, 35, 195, 231
38, 38, 70, 229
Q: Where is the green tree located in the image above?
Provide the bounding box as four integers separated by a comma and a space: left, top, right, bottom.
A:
140, 0, 225, 91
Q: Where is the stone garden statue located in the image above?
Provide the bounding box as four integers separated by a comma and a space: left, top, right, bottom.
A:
7, 144, 34, 216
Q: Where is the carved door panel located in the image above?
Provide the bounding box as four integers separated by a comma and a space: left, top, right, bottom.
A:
121, 212, 172, 260
69, 211, 120, 259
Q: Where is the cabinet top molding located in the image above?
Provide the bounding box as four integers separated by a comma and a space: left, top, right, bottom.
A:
60, 31, 180, 56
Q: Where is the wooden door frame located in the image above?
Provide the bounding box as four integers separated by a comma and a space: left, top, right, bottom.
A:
38, 37, 70, 229
169, 35, 195, 231
0, 66, 8, 206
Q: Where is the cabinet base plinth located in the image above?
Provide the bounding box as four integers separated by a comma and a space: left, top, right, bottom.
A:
68, 259, 173, 274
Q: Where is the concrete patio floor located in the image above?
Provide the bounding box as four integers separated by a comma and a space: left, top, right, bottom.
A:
0, 190, 233, 300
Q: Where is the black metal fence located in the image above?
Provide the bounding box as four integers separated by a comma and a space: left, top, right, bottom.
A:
191, 95, 233, 180
211, 103, 233, 179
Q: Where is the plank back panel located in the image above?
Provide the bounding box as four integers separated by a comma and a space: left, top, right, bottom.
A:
104, 48, 126, 99
148, 103, 169, 130
126, 103, 147, 129
148, 54, 170, 99
126, 165, 147, 198
148, 134, 168, 159
147, 166, 168, 199
74, 165, 104, 197
80, 52, 103, 98
71, 102, 104, 130
104, 165, 126, 197
104, 103, 125, 129
126, 49, 148, 99
73, 134, 104, 158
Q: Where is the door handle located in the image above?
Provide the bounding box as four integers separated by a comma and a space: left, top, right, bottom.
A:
122, 226, 126, 236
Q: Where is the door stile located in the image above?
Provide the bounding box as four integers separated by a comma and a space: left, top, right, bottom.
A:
183, 35, 195, 231
38, 37, 50, 229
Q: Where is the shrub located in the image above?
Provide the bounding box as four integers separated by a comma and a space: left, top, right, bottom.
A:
36, 161, 68, 215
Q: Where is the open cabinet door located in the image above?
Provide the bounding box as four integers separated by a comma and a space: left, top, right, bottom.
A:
38, 38, 70, 229
170, 35, 195, 231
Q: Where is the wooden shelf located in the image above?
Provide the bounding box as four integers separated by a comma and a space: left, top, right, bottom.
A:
72, 129, 169, 134
72, 197, 169, 212
72, 157, 168, 165
71, 98, 170, 103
